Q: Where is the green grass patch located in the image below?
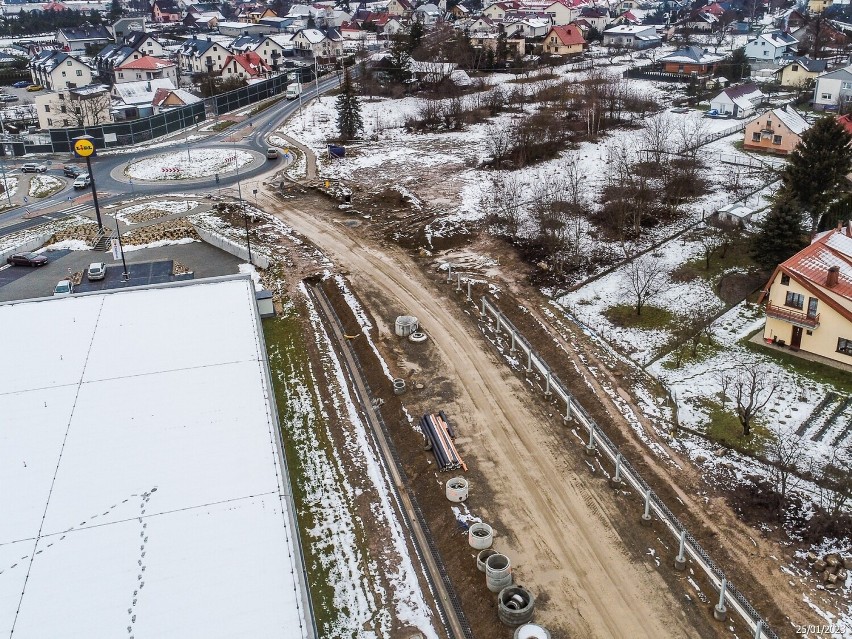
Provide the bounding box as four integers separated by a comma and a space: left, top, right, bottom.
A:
603, 303, 676, 329
661, 339, 722, 369
211, 119, 236, 131
701, 398, 771, 454
250, 95, 286, 116
742, 336, 852, 394
672, 234, 757, 282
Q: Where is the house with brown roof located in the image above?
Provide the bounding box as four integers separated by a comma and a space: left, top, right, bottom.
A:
743, 106, 810, 155
387, 0, 413, 17
114, 55, 178, 86
709, 83, 764, 118
758, 222, 852, 364
658, 45, 724, 74
220, 51, 270, 80
541, 24, 586, 55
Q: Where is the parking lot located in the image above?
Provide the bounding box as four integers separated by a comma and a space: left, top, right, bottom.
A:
0, 241, 244, 302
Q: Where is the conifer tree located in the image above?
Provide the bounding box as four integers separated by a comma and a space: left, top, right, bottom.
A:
336, 68, 363, 141
750, 195, 808, 270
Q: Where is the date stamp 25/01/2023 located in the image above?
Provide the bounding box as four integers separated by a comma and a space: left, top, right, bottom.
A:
794, 623, 848, 635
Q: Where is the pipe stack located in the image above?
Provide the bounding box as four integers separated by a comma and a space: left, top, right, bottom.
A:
421, 412, 466, 472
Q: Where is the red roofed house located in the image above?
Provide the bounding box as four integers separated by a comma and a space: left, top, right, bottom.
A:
837, 114, 852, 136
542, 24, 586, 55
387, 0, 413, 17
758, 222, 852, 364
43, 2, 68, 11
220, 51, 270, 80
114, 55, 178, 85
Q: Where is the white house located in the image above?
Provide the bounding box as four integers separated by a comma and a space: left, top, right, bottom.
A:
709, 83, 764, 118
291, 28, 344, 59
745, 30, 798, 61
811, 65, 852, 110
176, 37, 233, 74
505, 18, 551, 38
414, 3, 442, 25
114, 56, 178, 86
30, 50, 95, 91
601, 24, 661, 49
35, 84, 113, 129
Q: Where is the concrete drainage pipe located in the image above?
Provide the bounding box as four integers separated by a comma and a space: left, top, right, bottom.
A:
486, 553, 513, 593
514, 623, 550, 639
408, 331, 428, 343
468, 523, 493, 550
498, 586, 535, 626
392, 378, 406, 395
445, 477, 469, 502
477, 548, 498, 573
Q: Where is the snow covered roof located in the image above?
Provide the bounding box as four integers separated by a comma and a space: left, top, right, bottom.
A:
112, 77, 175, 105
0, 277, 310, 637
754, 29, 798, 46
780, 56, 827, 73
766, 105, 809, 135
603, 24, 655, 34
296, 28, 328, 43
714, 83, 763, 110
659, 45, 724, 64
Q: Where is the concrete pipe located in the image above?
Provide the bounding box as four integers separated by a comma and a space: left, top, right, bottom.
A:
486, 553, 513, 593
393, 378, 406, 395
498, 586, 535, 626
514, 624, 550, 639
395, 315, 419, 337
445, 477, 469, 502
468, 523, 493, 550
477, 548, 498, 573
409, 331, 428, 343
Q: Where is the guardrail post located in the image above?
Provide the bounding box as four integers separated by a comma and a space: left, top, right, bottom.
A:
754, 620, 762, 639
510, 331, 517, 353
714, 579, 728, 621
466, 280, 472, 301
495, 314, 501, 334
584, 425, 596, 456
563, 398, 572, 424
446, 263, 452, 283
456, 272, 461, 291
480, 298, 487, 319
609, 453, 623, 488
674, 531, 686, 570
640, 490, 652, 527
525, 348, 532, 375
544, 371, 552, 398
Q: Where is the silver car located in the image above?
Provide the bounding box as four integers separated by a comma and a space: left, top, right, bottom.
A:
87, 262, 106, 281
53, 280, 73, 296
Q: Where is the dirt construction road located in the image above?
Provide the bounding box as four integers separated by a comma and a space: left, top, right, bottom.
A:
268, 196, 702, 639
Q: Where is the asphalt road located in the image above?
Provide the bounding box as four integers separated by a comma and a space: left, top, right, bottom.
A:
0, 73, 341, 235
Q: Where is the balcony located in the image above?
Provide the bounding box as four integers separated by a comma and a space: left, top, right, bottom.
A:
766, 302, 820, 328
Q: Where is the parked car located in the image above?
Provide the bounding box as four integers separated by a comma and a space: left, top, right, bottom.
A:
0, 94, 19, 102
87, 262, 106, 281
6, 252, 48, 267
26, 84, 43, 92
63, 165, 82, 178
12, 80, 32, 88
266, 147, 279, 160
53, 280, 73, 296
21, 162, 47, 173
73, 173, 91, 189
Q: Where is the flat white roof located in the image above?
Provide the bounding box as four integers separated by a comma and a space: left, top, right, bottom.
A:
0, 277, 310, 638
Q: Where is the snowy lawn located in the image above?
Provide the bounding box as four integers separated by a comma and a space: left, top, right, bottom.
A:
125, 149, 253, 181
114, 200, 201, 225
0, 176, 18, 202
27, 175, 63, 198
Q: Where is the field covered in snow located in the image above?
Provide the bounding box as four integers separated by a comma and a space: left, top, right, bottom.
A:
126, 149, 253, 181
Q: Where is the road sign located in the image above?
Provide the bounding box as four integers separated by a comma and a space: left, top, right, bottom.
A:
73, 138, 94, 157
23, 196, 28, 203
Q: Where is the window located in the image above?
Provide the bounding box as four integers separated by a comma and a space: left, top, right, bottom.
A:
821, 92, 832, 99
60, 105, 66, 113
47, 118, 53, 126
808, 297, 818, 318
773, 135, 782, 145
118, 72, 124, 78
66, 60, 72, 66
61, 71, 66, 77
785, 291, 804, 309
76, 69, 82, 76
44, 104, 50, 112
781, 274, 790, 285
839, 337, 852, 355
843, 82, 852, 89
59, 94, 64, 100
752, 132, 761, 142
792, 65, 799, 71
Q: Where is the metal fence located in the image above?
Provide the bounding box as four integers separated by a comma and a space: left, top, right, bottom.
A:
212, 70, 311, 115
477, 295, 778, 639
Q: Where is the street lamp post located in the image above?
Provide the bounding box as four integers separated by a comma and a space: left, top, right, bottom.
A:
0, 112, 12, 207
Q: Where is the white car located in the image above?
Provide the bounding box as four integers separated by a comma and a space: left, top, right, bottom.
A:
53, 280, 73, 296
87, 262, 106, 281
73, 174, 91, 189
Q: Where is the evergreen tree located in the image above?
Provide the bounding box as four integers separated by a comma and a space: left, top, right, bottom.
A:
108, 0, 122, 22
496, 25, 508, 62
716, 47, 750, 82
408, 19, 424, 54
336, 68, 363, 141
388, 33, 412, 85
750, 195, 808, 270
780, 116, 852, 230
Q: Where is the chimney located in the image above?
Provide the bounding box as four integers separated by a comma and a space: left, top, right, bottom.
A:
827, 265, 840, 288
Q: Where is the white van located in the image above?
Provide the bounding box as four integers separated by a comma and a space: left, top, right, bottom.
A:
285, 83, 302, 99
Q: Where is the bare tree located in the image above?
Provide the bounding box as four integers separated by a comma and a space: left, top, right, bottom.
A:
642, 113, 674, 164
818, 449, 852, 518
530, 169, 571, 273
485, 123, 512, 169
766, 424, 805, 515
720, 362, 779, 437
484, 172, 525, 236
626, 255, 665, 316
698, 225, 723, 270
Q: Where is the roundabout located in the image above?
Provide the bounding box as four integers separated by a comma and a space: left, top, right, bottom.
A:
123, 148, 257, 182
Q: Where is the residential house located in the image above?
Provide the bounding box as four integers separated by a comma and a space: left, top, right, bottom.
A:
812, 65, 852, 110
709, 83, 764, 118
30, 50, 94, 91
112, 78, 176, 119
744, 30, 798, 62
56, 25, 111, 54
35, 84, 113, 129
542, 0, 581, 25
807, 0, 832, 13
387, 0, 414, 17
385, 17, 406, 36
177, 37, 233, 74
184, 11, 224, 30
152, 0, 182, 23
541, 24, 586, 55
94, 31, 167, 80
792, 21, 848, 56
415, 3, 442, 25
577, 7, 609, 32
152, 87, 203, 113
505, 17, 552, 38
743, 105, 809, 154
218, 21, 274, 36
482, 1, 519, 20
230, 34, 291, 71
291, 28, 343, 59
602, 24, 661, 49
241, 7, 277, 23
115, 56, 178, 86
659, 46, 724, 74
775, 56, 827, 87
110, 16, 146, 39
219, 51, 269, 80
469, 32, 526, 57
685, 12, 717, 32
758, 223, 852, 365
450, 3, 470, 18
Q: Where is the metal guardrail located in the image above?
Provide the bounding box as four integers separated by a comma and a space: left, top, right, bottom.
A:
478, 296, 779, 639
